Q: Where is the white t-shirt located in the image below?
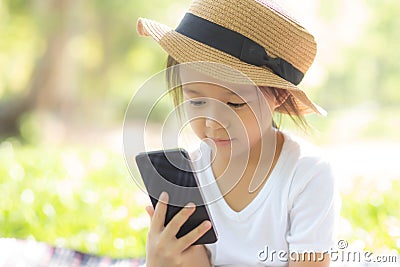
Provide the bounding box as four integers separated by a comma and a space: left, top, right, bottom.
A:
191, 132, 340, 267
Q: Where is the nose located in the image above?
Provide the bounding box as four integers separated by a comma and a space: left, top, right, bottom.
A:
205, 117, 227, 129
204, 104, 230, 129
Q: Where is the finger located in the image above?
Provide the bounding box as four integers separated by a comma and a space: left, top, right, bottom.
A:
163, 202, 196, 238
145, 205, 154, 219
152, 191, 169, 232
177, 220, 212, 252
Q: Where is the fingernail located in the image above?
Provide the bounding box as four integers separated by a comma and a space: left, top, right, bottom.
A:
159, 191, 168, 202
203, 221, 211, 229
185, 202, 195, 208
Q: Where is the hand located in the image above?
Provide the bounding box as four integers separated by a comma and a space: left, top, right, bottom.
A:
145, 192, 212, 267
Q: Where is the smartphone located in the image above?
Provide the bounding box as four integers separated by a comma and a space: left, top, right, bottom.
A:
135, 148, 218, 245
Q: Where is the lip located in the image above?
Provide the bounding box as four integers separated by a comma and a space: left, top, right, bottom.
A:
208, 138, 233, 146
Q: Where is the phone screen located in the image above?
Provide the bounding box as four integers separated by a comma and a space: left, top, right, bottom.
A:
135, 148, 218, 245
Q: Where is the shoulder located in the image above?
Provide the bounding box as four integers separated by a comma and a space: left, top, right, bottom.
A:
282, 131, 327, 162
282, 131, 332, 174
282, 133, 340, 239
281, 131, 336, 197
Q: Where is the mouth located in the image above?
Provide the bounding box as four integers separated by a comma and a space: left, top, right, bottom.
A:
207, 137, 233, 146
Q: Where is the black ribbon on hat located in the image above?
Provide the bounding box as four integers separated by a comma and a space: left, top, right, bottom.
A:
175, 13, 304, 85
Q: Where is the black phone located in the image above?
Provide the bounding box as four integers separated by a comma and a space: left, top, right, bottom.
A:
135, 148, 218, 245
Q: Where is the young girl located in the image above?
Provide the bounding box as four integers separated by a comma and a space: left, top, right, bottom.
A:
136, 0, 339, 266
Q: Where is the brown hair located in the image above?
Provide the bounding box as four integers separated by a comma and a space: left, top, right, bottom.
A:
165, 55, 309, 131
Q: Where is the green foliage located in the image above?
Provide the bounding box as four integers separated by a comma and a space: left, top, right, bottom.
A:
0, 0, 189, 123
341, 178, 400, 253
1, 0, 399, 259
318, 1, 340, 22
359, 107, 400, 140
0, 2, 41, 99
315, 0, 400, 109
0, 140, 148, 258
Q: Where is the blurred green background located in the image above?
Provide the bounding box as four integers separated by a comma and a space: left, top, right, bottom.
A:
0, 0, 399, 259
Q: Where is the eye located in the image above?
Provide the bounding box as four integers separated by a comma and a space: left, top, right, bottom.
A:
189, 100, 207, 106
228, 102, 246, 109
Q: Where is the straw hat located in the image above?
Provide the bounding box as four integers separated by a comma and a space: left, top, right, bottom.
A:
136, 0, 326, 115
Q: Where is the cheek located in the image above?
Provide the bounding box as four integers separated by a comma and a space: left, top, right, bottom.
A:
240, 107, 260, 127
246, 101, 273, 127
188, 118, 206, 138
237, 107, 270, 140
242, 116, 262, 142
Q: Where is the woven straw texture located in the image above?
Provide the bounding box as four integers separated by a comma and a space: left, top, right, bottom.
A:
136, 0, 325, 115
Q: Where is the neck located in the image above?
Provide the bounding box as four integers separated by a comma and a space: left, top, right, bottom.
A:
211, 128, 281, 193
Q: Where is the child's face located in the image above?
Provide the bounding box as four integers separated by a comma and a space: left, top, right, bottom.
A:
179, 68, 277, 157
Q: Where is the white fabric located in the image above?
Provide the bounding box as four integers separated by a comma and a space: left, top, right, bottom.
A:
191, 132, 340, 267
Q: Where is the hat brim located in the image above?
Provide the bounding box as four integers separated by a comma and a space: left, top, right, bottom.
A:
137, 17, 326, 116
